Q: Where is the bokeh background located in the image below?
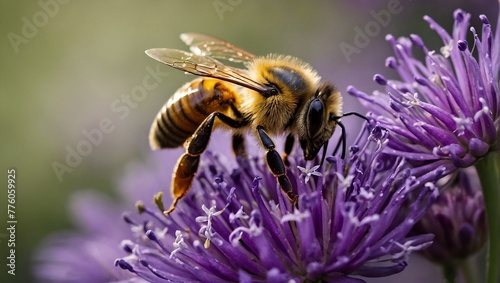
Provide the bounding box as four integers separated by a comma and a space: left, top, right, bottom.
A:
0, 0, 497, 282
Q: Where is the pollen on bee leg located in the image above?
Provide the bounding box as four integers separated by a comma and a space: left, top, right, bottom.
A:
167, 171, 196, 215
167, 179, 194, 215
164, 153, 200, 215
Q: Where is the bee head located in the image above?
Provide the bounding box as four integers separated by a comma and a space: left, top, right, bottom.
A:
298, 83, 343, 160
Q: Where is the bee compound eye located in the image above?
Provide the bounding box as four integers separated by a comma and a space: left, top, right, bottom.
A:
307, 99, 324, 138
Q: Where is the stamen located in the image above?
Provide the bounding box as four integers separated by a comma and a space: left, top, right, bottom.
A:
452, 116, 473, 136
229, 206, 249, 223
280, 208, 311, 223
229, 210, 263, 246
297, 161, 322, 183
170, 230, 187, 258
440, 41, 453, 58
344, 202, 380, 227
474, 97, 491, 121
196, 203, 224, 248
335, 173, 354, 193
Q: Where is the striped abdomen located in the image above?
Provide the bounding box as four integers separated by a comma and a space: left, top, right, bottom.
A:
150, 78, 237, 149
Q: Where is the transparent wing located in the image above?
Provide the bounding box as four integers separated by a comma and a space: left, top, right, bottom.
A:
146, 48, 273, 95
180, 33, 256, 63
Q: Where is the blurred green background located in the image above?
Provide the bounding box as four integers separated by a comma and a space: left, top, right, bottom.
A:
0, 1, 497, 282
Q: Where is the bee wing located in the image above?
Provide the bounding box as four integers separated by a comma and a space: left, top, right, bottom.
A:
180, 33, 256, 63
146, 48, 274, 95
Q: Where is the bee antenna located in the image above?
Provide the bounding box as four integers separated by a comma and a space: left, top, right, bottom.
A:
331, 111, 370, 159
341, 111, 369, 122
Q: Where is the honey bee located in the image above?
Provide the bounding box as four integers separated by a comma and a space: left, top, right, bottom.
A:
146, 33, 360, 215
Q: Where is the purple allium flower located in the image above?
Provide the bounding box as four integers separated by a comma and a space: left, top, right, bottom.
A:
34, 190, 145, 283
411, 167, 486, 265
348, 9, 500, 173
34, 150, 182, 283
115, 126, 442, 283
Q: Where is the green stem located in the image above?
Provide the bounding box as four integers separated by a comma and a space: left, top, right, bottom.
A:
443, 264, 458, 283
460, 258, 476, 283
475, 152, 500, 283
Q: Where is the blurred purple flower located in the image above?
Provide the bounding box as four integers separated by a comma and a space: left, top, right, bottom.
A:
34, 150, 181, 283
34, 190, 143, 283
115, 126, 442, 283
348, 8, 500, 173
411, 167, 486, 265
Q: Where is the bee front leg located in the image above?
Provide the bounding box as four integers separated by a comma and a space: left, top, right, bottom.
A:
232, 134, 246, 158
283, 133, 294, 167
256, 126, 297, 205
166, 112, 247, 215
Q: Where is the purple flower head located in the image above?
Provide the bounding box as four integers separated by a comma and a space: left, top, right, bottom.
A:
116, 125, 442, 282
411, 167, 486, 265
348, 9, 500, 173
34, 190, 144, 283
34, 150, 181, 283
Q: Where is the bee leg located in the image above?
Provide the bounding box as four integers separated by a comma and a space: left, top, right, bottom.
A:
232, 134, 246, 158
168, 153, 200, 214
331, 121, 347, 159
257, 126, 297, 205
166, 112, 248, 215
282, 134, 294, 167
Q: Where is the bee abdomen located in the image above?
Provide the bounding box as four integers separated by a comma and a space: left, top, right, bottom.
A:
149, 78, 235, 149
150, 104, 198, 149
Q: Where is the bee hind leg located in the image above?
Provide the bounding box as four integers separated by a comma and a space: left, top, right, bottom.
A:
166, 112, 248, 215
256, 126, 298, 206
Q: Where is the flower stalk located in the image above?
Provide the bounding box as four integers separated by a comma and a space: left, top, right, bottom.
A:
475, 152, 500, 283
443, 264, 457, 283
